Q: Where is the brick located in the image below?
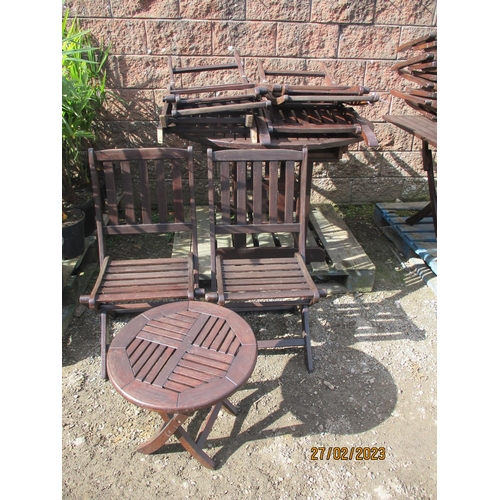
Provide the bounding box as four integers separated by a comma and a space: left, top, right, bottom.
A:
95, 119, 161, 148
277, 23, 339, 58
109, 0, 179, 18
397, 27, 438, 58
128, 121, 161, 146
379, 152, 425, 177
180, 0, 246, 20
64, 0, 112, 17
401, 178, 431, 201
100, 89, 157, 121
213, 22, 277, 57
310, 178, 352, 204
146, 21, 212, 56
320, 59, 366, 86
339, 26, 399, 59
375, 0, 436, 26
313, 153, 379, 178
389, 96, 420, 116
173, 56, 250, 87
80, 19, 147, 55
245, 58, 326, 86
351, 178, 404, 203
114, 56, 171, 88
373, 122, 414, 151
93, 121, 131, 149
364, 61, 402, 93
102, 56, 122, 88
247, 0, 310, 22
356, 93, 391, 123
311, 0, 375, 24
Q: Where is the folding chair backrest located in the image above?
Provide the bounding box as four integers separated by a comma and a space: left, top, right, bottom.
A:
207, 147, 310, 284
258, 60, 336, 88
167, 50, 251, 95
88, 147, 198, 268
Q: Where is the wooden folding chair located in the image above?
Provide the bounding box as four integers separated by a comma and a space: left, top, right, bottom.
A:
205, 146, 326, 372
79, 147, 201, 379
158, 51, 269, 144
256, 61, 379, 148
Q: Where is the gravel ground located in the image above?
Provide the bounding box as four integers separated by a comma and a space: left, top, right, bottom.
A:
61, 206, 438, 499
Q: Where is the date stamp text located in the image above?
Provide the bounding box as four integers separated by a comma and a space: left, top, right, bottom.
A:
311, 447, 386, 461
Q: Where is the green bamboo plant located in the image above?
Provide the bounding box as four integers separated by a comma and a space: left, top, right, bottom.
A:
62, 10, 109, 205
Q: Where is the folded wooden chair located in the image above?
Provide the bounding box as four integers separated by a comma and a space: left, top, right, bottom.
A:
205, 146, 326, 372
255, 61, 379, 148
79, 147, 201, 378
158, 51, 269, 144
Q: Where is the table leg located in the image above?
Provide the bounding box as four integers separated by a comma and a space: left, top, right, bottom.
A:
137, 413, 190, 455
222, 398, 239, 416
423, 141, 437, 234
196, 402, 223, 448
174, 424, 217, 469
405, 140, 437, 234
302, 305, 314, 373
137, 404, 239, 469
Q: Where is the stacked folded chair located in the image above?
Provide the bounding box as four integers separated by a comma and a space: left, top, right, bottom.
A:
390, 32, 437, 121
157, 50, 380, 153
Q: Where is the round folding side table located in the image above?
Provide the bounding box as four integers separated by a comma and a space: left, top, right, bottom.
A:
107, 301, 257, 469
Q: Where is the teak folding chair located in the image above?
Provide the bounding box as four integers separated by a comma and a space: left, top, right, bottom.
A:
205, 147, 325, 372
79, 147, 201, 378
157, 51, 269, 144
255, 61, 379, 148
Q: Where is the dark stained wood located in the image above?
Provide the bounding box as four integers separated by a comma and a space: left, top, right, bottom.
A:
384, 114, 437, 232
390, 53, 435, 72
157, 56, 379, 153
391, 33, 437, 121
106, 301, 257, 469
79, 147, 201, 379
397, 32, 437, 52
206, 147, 325, 372
384, 115, 437, 147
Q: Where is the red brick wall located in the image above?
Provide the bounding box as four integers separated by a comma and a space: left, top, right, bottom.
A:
65, 0, 437, 204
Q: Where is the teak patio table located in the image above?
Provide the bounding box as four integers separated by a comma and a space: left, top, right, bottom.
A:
106, 301, 257, 469
383, 114, 437, 233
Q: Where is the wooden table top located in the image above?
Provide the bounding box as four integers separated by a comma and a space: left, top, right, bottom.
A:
107, 301, 257, 413
384, 114, 437, 147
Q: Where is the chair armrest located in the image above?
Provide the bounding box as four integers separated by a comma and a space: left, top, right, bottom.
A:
294, 252, 321, 304
215, 254, 226, 306
79, 255, 111, 309
187, 252, 195, 300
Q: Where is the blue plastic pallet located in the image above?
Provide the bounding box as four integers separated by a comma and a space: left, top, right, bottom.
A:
374, 202, 437, 275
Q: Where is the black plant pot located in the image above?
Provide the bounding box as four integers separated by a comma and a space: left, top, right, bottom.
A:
62, 209, 86, 259
71, 189, 96, 237
76, 196, 96, 236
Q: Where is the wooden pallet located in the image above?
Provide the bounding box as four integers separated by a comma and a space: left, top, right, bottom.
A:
374, 202, 437, 275
172, 205, 376, 294
308, 205, 375, 293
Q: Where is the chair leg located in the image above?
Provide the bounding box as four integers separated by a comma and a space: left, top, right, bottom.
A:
100, 311, 109, 379
301, 305, 314, 373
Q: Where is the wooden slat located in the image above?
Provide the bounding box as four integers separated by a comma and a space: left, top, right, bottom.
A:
309, 205, 375, 272
155, 159, 168, 223
383, 114, 437, 147
397, 32, 437, 52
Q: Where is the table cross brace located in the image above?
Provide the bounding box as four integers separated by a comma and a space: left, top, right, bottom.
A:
136, 398, 240, 469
